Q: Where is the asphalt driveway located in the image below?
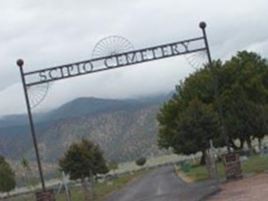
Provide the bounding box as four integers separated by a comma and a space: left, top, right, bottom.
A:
105, 166, 218, 201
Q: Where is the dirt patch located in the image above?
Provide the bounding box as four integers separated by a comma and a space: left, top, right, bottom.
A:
208, 173, 268, 201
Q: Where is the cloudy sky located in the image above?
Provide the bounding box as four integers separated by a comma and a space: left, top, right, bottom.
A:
0, 0, 267, 115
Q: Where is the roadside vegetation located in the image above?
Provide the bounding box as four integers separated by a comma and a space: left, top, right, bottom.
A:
3, 169, 147, 201
2, 139, 151, 201
180, 154, 268, 182
0, 155, 16, 194
55, 169, 147, 201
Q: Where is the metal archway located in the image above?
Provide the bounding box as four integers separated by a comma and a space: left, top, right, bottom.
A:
17, 22, 212, 192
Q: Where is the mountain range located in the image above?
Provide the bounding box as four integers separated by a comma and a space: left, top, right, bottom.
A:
0, 94, 171, 164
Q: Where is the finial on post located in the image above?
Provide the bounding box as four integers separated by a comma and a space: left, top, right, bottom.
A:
199, 21, 207, 29
17, 59, 24, 68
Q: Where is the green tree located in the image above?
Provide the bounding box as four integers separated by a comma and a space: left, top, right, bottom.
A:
158, 61, 223, 164
253, 104, 268, 150
157, 51, 268, 161
21, 157, 30, 170
0, 155, 16, 194
158, 98, 220, 164
59, 139, 108, 201
219, 51, 268, 150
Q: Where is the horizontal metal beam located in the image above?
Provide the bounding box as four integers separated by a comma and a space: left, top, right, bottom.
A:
24, 36, 206, 86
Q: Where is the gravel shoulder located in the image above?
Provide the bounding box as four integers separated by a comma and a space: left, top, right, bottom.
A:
208, 173, 268, 201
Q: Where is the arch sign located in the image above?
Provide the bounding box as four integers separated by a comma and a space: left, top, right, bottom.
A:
17, 22, 212, 193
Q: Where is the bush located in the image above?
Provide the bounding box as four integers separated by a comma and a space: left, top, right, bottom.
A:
135, 157, 146, 166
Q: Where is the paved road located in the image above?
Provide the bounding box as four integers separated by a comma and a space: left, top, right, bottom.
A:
105, 166, 218, 201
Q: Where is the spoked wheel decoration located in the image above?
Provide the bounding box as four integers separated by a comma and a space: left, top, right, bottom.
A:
184, 50, 208, 69
27, 83, 49, 109
92, 35, 134, 58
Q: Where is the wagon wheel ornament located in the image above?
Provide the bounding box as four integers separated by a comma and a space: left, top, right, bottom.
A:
27, 83, 50, 109
92, 35, 134, 59
184, 50, 208, 70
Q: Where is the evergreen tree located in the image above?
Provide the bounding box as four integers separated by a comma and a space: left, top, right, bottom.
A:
59, 139, 108, 201
0, 155, 16, 193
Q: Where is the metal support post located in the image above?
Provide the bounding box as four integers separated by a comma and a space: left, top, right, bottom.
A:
199, 22, 230, 152
17, 59, 46, 191
199, 22, 212, 64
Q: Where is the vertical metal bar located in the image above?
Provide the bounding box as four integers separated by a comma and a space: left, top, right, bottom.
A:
199, 22, 230, 152
199, 22, 212, 64
17, 59, 46, 191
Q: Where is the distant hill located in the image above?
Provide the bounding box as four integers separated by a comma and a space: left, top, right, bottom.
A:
0, 114, 28, 127
0, 94, 171, 164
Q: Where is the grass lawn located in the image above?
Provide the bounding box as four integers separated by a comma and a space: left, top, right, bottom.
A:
5, 169, 147, 201
181, 155, 268, 182
57, 170, 146, 201
242, 155, 268, 174
182, 163, 226, 181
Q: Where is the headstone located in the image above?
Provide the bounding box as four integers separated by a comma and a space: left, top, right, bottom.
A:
261, 146, 268, 156
205, 140, 218, 180
222, 152, 242, 180
36, 189, 55, 201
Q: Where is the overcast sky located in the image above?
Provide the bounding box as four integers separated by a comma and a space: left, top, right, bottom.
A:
0, 0, 267, 116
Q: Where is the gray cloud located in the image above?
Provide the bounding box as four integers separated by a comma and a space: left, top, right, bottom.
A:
0, 0, 267, 115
